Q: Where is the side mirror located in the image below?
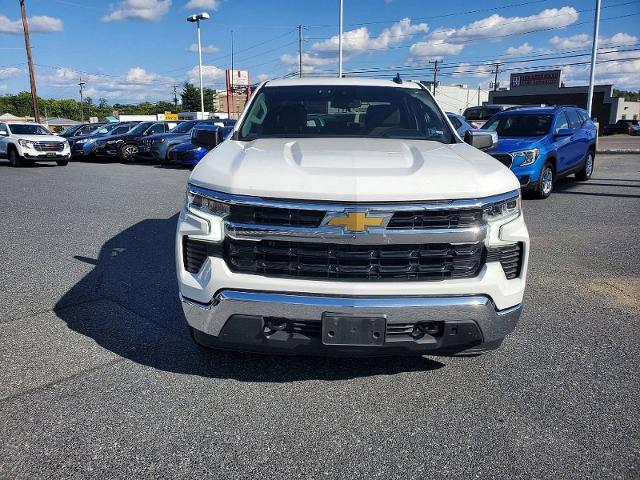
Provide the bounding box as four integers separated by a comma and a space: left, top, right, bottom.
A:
191, 127, 223, 149
464, 129, 497, 150
555, 128, 573, 137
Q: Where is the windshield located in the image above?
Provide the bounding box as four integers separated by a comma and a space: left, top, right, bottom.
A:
172, 120, 198, 134
93, 123, 121, 136
126, 122, 153, 135
59, 125, 79, 136
464, 107, 501, 121
483, 114, 552, 137
238, 85, 454, 143
9, 124, 51, 135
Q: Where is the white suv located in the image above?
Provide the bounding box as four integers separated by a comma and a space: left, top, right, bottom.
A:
176, 77, 529, 356
0, 122, 71, 167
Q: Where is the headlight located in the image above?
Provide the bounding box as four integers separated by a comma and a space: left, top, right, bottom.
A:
511, 148, 539, 166
18, 139, 35, 149
483, 194, 521, 223
186, 191, 230, 217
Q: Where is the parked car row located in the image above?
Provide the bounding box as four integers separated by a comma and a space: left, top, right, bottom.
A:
600, 118, 640, 136
1, 117, 236, 169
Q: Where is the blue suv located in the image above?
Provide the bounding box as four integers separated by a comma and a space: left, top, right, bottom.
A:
484, 106, 597, 198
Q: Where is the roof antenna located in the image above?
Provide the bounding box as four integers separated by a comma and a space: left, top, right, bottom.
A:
393, 73, 402, 84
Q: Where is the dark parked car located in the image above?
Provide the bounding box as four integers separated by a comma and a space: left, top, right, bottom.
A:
600, 119, 639, 136
58, 123, 106, 139
70, 122, 139, 158
139, 118, 235, 163
94, 121, 177, 161
463, 104, 519, 129
168, 125, 234, 168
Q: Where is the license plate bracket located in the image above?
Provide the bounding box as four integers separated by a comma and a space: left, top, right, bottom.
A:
322, 313, 386, 346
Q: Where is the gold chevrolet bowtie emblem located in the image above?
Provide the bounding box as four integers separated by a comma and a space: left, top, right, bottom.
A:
324, 212, 388, 232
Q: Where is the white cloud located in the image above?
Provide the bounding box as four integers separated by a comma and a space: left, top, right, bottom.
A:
256, 73, 269, 82
186, 65, 225, 85
550, 32, 637, 50
281, 52, 337, 67
125, 67, 158, 83
101, 0, 172, 22
408, 7, 578, 62
549, 33, 590, 49
185, 0, 221, 9
409, 39, 464, 61
187, 43, 219, 53
452, 63, 490, 78
0, 15, 63, 34
40, 66, 179, 102
0, 67, 21, 79
435, 7, 578, 44
312, 18, 428, 55
505, 42, 534, 56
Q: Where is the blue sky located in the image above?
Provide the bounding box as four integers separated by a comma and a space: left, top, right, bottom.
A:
1, 0, 638, 104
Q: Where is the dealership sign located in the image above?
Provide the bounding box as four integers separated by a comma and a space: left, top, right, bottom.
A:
510, 70, 561, 89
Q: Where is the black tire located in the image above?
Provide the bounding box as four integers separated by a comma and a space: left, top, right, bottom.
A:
56, 160, 68, 166
575, 150, 594, 181
533, 161, 554, 199
120, 143, 139, 163
8, 148, 23, 167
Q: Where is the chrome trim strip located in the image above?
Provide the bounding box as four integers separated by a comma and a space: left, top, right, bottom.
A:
225, 222, 487, 244
180, 290, 522, 342
188, 184, 520, 212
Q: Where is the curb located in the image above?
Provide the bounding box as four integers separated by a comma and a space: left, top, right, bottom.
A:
596, 149, 640, 154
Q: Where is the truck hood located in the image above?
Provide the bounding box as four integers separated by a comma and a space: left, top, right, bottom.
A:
190, 137, 520, 202
17, 134, 66, 143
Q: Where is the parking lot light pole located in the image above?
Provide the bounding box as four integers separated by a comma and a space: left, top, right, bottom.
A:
187, 12, 210, 116
587, 0, 601, 118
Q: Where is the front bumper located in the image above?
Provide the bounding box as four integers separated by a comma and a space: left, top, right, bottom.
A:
23, 151, 70, 160
183, 290, 522, 356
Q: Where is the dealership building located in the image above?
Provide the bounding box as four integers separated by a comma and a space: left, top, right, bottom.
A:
488, 70, 640, 124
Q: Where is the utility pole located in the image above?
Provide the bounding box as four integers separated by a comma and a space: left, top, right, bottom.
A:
338, 0, 344, 78
477, 85, 481, 106
172, 84, 178, 110
230, 29, 234, 116
492, 62, 501, 92
587, 0, 601, 118
298, 24, 304, 78
78, 78, 85, 122
19, 0, 40, 123
429, 59, 439, 95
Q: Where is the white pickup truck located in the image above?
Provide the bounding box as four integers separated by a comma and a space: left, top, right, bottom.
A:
176, 77, 529, 356
0, 122, 71, 167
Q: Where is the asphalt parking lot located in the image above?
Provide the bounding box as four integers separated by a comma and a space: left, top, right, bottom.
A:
1, 154, 638, 479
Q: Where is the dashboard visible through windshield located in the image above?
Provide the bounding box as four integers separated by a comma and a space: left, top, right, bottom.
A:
238, 85, 454, 143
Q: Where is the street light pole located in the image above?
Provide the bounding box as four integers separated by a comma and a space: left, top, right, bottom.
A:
338, 0, 343, 78
587, 0, 601, 118
187, 12, 210, 117
196, 19, 205, 115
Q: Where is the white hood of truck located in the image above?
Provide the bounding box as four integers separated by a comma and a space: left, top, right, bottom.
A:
189, 137, 519, 202
16, 134, 66, 143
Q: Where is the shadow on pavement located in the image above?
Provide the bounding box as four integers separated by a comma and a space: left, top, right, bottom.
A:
553, 178, 640, 199
54, 214, 445, 382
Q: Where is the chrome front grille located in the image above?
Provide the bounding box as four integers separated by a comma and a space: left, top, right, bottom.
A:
34, 141, 64, 152
184, 185, 521, 280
